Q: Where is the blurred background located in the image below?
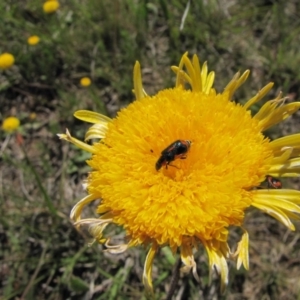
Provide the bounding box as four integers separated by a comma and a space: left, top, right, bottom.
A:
1, 0, 300, 299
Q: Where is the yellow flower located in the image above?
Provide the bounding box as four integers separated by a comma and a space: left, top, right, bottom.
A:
0, 53, 15, 70
29, 112, 37, 120
80, 77, 91, 87
59, 53, 300, 293
43, 0, 60, 14
27, 35, 40, 46
2, 117, 20, 133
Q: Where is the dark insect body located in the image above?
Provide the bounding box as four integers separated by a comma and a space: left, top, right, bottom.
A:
266, 175, 282, 189
155, 140, 191, 171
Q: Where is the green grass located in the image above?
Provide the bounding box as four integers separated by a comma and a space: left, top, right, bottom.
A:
1, 0, 300, 299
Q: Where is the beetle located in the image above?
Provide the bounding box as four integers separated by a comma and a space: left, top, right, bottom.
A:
266, 175, 282, 189
155, 140, 191, 171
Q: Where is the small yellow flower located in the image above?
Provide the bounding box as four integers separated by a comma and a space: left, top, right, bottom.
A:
43, 0, 60, 14
80, 77, 91, 87
59, 53, 300, 293
2, 117, 20, 133
27, 35, 40, 46
29, 112, 37, 120
0, 53, 15, 70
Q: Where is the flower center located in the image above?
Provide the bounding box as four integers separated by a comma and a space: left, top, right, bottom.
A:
88, 87, 273, 246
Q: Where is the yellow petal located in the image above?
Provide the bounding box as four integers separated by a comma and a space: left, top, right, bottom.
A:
271, 148, 293, 164
172, 66, 192, 87
268, 157, 300, 175
133, 61, 145, 100
236, 231, 249, 270
254, 95, 282, 121
251, 202, 295, 230
224, 70, 250, 99
269, 133, 300, 153
192, 54, 202, 91
89, 223, 109, 243
203, 241, 229, 292
57, 129, 95, 153
70, 194, 98, 222
259, 102, 300, 131
142, 244, 157, 294
243, 82, 274, 110
105, 239, 129, 254
180, 243, 200, 281
85, 123, 109, 141
253, 193, 300, 213
74, 110, 112, 124
204, 70, 215, 94
253, 189, 300, 204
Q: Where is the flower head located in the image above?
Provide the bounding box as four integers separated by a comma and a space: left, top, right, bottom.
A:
2, 117, 20, 133
27, 35, 40, 46
80, 77, 91, 87
29, 112, 37, 120
0, 53, 15, 70
43, 0, 60, 14
59, 53, 300, 293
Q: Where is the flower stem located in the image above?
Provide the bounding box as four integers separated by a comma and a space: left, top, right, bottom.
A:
166, 257, 181, 300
